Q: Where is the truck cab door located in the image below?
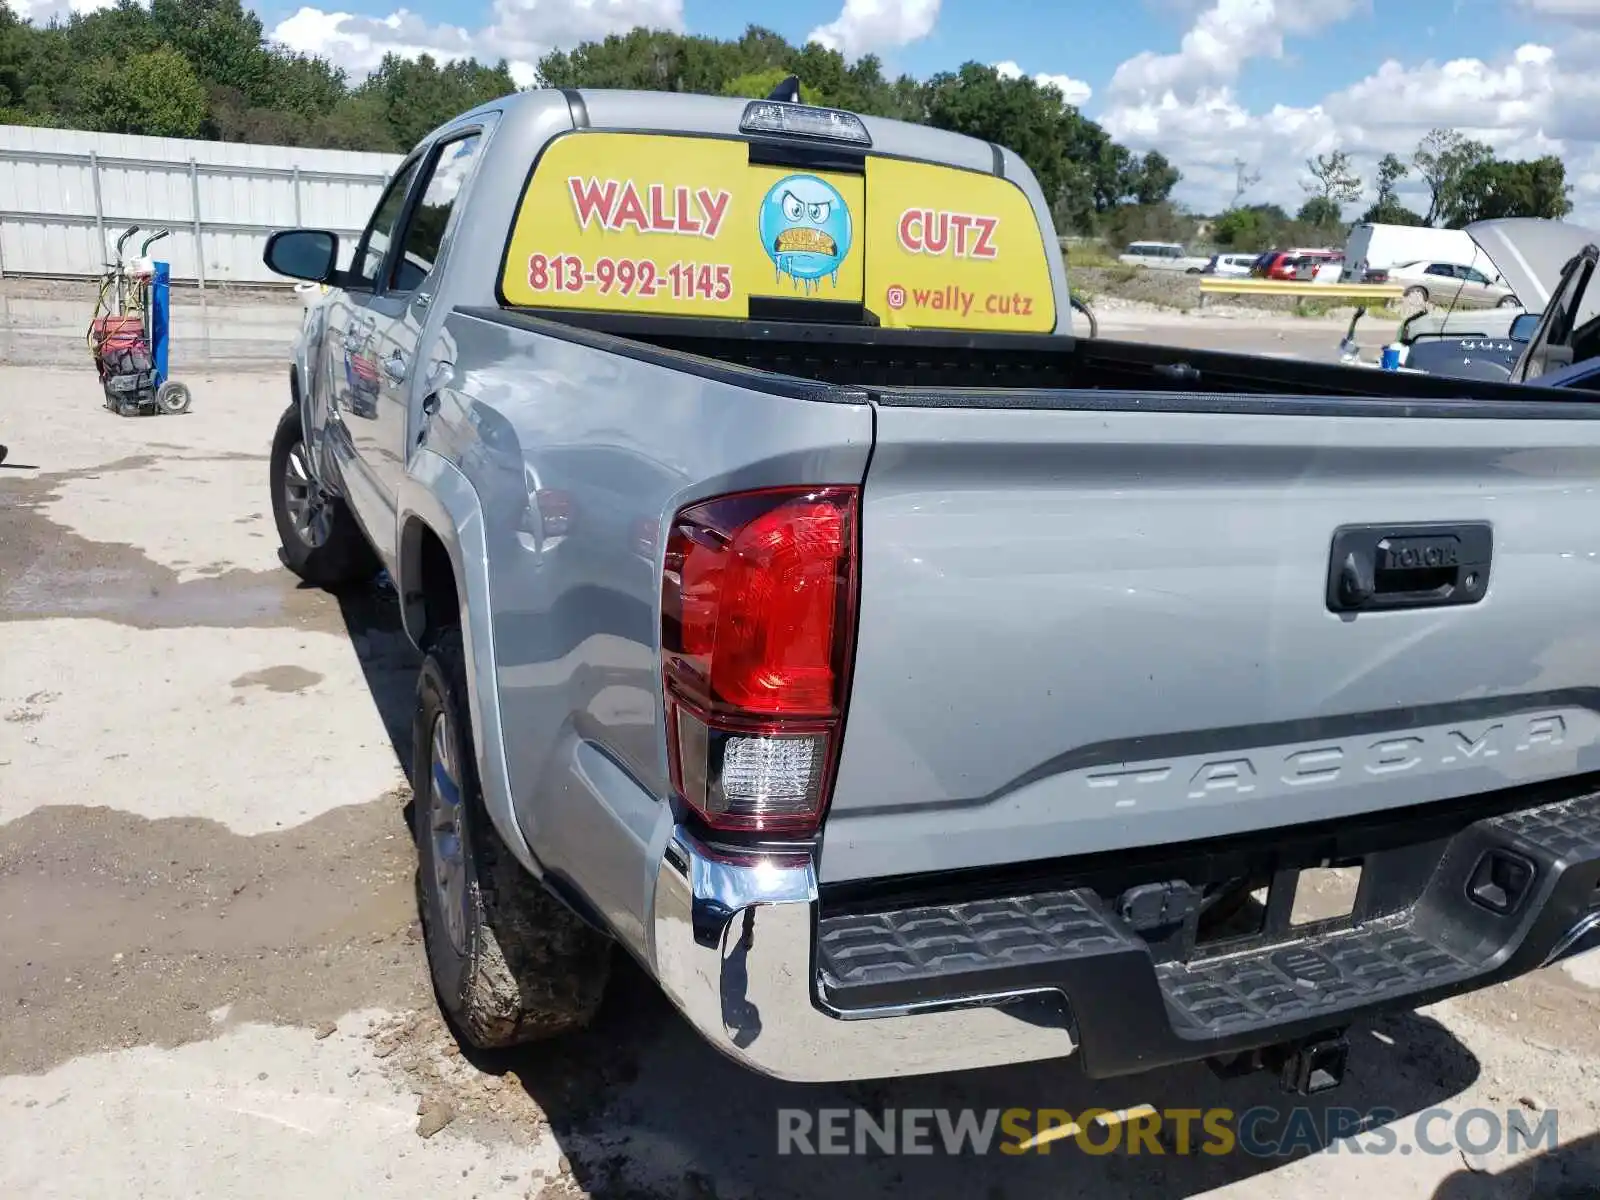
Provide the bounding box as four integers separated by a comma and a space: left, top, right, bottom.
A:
361, 128, 488, 509
322, 153, 424, 549
1512, 248, 1597, 383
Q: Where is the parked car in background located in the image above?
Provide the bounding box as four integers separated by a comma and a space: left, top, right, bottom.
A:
1118, 241, 1211, 273
1253, 248, 1338, 281
1201, 252, 1257, 277
1382, 260, 1519, 308
1251, 251, 1295, 279
1343, 222, 1479, 282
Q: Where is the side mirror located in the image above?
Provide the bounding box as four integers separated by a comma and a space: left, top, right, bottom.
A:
1509, 312, 1541, 342
263, 229, 339, 283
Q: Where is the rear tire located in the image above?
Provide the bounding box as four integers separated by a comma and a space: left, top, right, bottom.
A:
268, 402, 379, 589
1498, 294, 1521, 309
1403, 285, 1429, 305
413, 629, 612, 1049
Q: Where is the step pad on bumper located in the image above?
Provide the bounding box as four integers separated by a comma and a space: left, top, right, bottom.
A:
817, 790, 1600, 1079
819, 891, 1136, 992
1159, 919, 1468, 1036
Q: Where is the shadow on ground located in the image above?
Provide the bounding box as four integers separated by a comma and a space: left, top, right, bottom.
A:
1433, 1129, 1600, 1199
465, 970, 1488, 1199
332, 573, 421, 767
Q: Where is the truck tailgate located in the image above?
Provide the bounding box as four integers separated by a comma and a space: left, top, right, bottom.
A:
820, 394, 1600, 882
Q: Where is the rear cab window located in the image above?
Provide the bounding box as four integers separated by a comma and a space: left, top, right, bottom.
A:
497, 128, 1057, 333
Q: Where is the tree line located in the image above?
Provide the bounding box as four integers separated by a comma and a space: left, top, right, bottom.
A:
1, 1, 1578, 244
1213, 129, 1574, 251
0, 0, 1178, 235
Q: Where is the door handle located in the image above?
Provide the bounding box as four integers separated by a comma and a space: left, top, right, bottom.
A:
1326, 523, 1493, 613
382, 352, 407, 383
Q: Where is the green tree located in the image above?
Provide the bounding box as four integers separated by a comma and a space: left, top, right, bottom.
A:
313, 89, 400, 152
359, 52, 515, 152
1360, 152, 1425, 225
1412, 128, 1493, 226
1296, 196, 1343, 227
1125, 150, 1180, 207
149, 0, 271, 104
1303, 149, 1362, 210
537, 28, 739, 95
919, 61, 1163, 233
1450, 155, 1573, 224
1101, 200, 1195, 247
0, 10, 1175, 196
80, 44, 205, 137
1211, 203, 1287, 249
720, 68, 820, 105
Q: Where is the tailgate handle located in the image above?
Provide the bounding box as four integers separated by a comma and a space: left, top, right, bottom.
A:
1327, 523, 1492, 614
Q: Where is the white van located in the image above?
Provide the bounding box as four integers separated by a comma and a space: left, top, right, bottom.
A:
1343, 223, 1481, 282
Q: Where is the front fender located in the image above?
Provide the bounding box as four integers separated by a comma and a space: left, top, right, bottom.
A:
395, 448, 540, 880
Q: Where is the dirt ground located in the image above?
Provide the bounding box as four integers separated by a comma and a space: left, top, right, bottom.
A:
3, 352, 1600, 1198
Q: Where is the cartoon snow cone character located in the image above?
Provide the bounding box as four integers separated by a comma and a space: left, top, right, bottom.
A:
758, 174, 853, 294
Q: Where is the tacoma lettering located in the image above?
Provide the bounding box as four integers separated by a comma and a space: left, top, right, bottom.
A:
1082, 715, 1570, 799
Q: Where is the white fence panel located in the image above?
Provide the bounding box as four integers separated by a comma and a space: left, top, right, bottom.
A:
0, 125, 404, 285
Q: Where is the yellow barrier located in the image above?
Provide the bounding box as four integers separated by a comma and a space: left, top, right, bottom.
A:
1198, 277, 1404, 302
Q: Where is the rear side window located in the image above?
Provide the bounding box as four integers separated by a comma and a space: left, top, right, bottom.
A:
391, 132, 483, 292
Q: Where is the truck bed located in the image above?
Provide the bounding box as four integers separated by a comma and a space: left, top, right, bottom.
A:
460, 305, 1600, 889
467, 306, 1600, 409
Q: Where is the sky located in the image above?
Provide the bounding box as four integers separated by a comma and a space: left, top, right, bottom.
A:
18, 0, 1600, 221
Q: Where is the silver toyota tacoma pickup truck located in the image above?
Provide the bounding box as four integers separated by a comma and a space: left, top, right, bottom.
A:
263, 85, 1600, 1094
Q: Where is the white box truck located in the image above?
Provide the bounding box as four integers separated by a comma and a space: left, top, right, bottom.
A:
1343, 223, 1481, 281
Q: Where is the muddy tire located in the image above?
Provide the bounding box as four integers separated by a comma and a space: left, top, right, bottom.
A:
413, 628, 612, 1049
268, 402, 378, 589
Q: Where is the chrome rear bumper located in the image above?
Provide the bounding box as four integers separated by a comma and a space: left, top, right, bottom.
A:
647, 826, 1078, 1083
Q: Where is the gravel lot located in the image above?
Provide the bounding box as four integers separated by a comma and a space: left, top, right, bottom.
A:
3, 299, 1600, 1198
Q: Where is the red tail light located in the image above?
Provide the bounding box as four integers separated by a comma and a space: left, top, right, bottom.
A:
660, 486, 859, 835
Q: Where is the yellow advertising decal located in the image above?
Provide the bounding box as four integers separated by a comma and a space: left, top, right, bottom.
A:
501, 132, 863, 316
500, 130, 1057, 333
863, 155, 1056, 333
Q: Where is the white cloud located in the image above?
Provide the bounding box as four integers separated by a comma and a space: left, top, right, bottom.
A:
272, 7, 476, 78
994, 60, 1092, 106
806, 0, 940, 59
1097, 0, 1600, 223
271, 0, 684, 85
1108, 0, 1367, 103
